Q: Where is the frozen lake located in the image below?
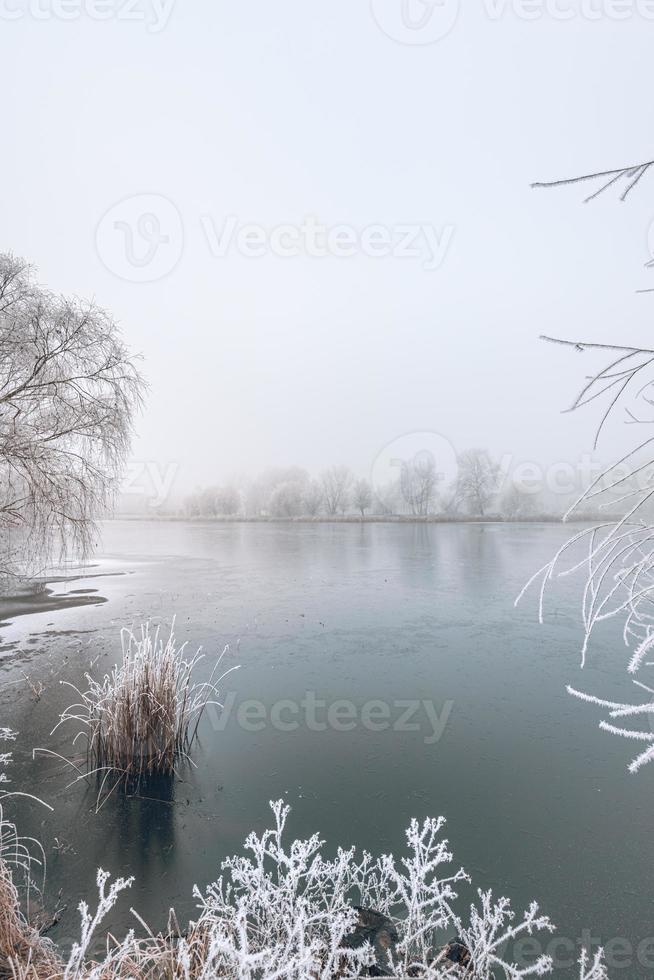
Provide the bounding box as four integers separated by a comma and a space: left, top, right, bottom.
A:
0, 519, 650, 975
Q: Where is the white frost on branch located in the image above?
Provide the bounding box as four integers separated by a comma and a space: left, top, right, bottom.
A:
517, 338, 654, 771
578, 947, 609, 980
51, 799, 578, 979
457, 891, 554, 979
63, 869, 134, 980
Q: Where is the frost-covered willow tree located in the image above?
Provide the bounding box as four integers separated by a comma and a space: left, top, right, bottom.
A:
0, 254, 144, 581
519, 159, 654, 772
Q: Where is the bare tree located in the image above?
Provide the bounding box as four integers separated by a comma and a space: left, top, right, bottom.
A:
0, 254, 144, 578
199, 487, 220, 517
441, 479, 463, 517
302, 480, 323, 517
352, 478, 373, 517
245, 467, 309, 517
500, 481, 539, 520
184, 490, 202, 518
193, 485, 240, 517
269, 480, 305, 518
374, 480, 400, 517
320, 465, 353, 516
456, 449, 500, 516
400, 454, 439, 516
216, 485, 241, 516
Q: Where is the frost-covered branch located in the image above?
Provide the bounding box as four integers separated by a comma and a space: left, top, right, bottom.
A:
532, 157, 654, 203
578, 947, 609, 980
518, 336, 654, 770
0, 791, 613, 978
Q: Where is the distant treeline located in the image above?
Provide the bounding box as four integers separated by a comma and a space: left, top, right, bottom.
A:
182, 450, 545, 520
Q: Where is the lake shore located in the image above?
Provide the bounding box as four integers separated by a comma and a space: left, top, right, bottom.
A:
112, 512, 615, 524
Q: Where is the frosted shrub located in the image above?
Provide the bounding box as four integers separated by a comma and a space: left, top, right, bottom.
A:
354, 814, 467, 968
176, 800, 375, 979
55, 800, 578, 979
0, 787, 611, 978
457, 892, 554, 979
63, 870, 135, 980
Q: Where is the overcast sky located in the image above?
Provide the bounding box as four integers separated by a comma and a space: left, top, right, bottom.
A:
2, 0, 653, 494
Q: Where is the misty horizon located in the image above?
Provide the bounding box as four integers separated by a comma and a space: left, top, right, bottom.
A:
3, 2, 654, 497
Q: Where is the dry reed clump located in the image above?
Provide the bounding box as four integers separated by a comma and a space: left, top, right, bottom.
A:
53, 621, 237, 792
0, 731, 61, 980
0, 859, 61, 980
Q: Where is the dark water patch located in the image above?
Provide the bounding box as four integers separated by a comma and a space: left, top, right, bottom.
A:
0, 589, 108, 625
28, 628, 98, 638
36, 571, 129, 586
0, 569, 132, 628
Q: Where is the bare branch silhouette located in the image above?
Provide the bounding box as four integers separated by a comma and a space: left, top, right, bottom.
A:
532, 158, 654, 203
